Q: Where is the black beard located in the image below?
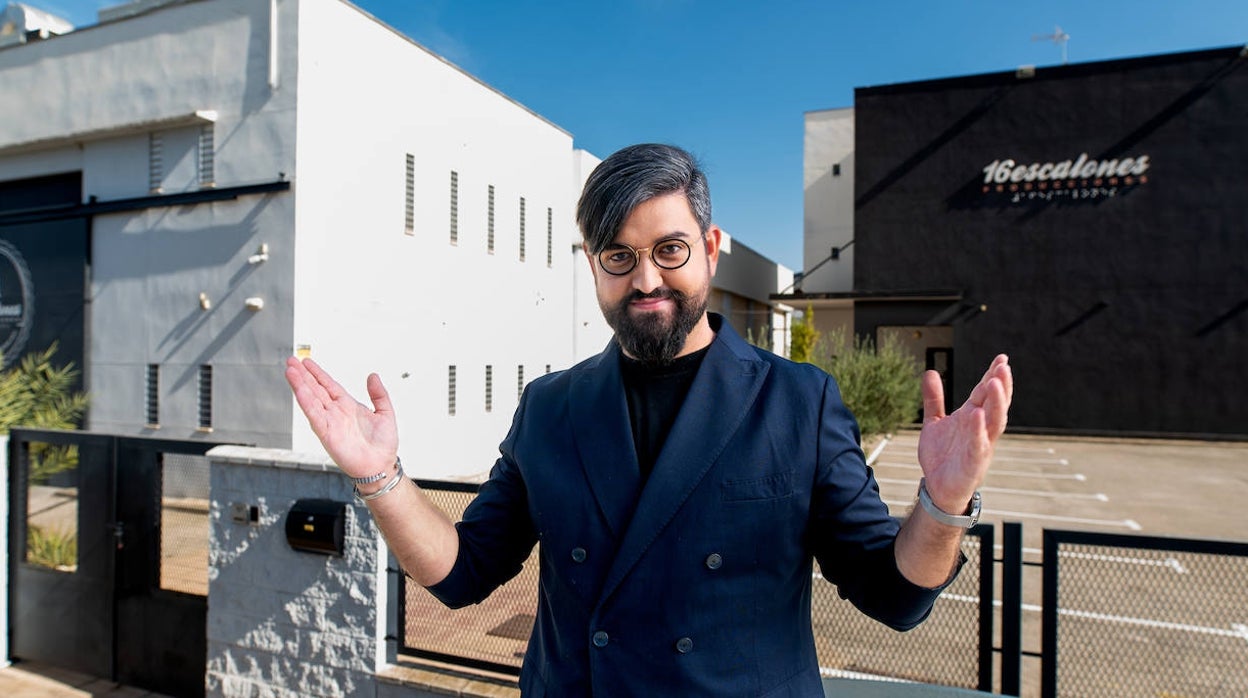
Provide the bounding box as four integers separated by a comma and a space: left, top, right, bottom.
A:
604, 287, 707, 367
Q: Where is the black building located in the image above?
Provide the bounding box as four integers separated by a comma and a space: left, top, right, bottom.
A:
851, 46, 1246, 438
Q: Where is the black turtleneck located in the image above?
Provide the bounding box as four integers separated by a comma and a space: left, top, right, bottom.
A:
619, 345, 711, 482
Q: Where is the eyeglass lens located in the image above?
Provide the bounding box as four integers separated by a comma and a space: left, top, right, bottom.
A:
598, 238, 692, 275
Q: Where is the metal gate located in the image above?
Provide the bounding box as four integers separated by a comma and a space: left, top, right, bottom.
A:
7, 428, 229, 697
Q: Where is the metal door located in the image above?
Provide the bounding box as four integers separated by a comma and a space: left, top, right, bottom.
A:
8, 429, 224, 697
8, 429, 115, 678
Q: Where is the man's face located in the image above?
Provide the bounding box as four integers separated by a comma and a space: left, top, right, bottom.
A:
587, 192, 721, 365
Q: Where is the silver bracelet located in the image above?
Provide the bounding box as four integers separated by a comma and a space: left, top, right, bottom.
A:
351, 457, 401, 485
354, 465, 406, 502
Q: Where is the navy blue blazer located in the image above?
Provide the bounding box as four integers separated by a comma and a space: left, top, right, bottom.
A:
429, 315, 952, 696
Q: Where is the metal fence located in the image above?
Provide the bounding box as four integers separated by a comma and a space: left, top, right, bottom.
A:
1040, 530, 1248, 698
398, 480, 994, 690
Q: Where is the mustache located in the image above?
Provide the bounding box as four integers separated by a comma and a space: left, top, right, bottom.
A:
626, 288, 686, 303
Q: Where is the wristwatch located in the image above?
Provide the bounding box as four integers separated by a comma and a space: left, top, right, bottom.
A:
917, 478, 982, 528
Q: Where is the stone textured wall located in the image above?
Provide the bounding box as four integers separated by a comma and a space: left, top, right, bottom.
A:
206, 446, 385, 698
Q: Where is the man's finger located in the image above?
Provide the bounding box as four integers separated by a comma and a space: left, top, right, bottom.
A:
366, 373, 394, 416
921, 370, 945, 423
301, 357, 350, 401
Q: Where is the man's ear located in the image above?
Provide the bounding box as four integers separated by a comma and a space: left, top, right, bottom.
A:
704, 225, 723, 276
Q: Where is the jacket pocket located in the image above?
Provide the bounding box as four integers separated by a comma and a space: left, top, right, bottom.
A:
721, 470, 794, 502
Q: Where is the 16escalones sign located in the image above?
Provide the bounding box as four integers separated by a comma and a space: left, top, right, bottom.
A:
980, 152, 1151, 203
0, 239, 34, 369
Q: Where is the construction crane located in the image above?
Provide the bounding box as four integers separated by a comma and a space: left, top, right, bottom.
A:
1032, 25, 1070, 64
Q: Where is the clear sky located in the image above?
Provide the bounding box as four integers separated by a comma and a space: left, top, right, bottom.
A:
40, 0, 1248, 271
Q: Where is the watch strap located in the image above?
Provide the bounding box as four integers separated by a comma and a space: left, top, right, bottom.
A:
917, 477, 982, 528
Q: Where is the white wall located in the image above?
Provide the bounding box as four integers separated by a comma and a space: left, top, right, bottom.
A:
803, 108, 855, 293
290, 0, 590, 480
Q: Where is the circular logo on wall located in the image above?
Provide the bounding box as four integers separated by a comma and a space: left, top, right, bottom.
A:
0, 239, 35, 369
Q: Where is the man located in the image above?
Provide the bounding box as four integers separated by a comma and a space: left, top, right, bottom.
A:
285, 143, 1013, 696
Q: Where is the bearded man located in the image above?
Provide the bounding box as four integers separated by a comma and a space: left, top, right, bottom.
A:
285, 143, 1013, 696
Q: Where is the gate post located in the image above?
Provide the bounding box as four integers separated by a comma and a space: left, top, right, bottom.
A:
1, 433, 8, 667
1000, 522, 1023, 696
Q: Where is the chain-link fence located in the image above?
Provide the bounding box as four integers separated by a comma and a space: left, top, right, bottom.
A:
813, 527, 992, 689
401, 481, 993, 688
400, 480, 537, 674
159, 452, 212, 596
1041, 530, 1248, 698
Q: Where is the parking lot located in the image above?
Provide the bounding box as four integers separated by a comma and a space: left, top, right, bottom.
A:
870, 430, 1248, 550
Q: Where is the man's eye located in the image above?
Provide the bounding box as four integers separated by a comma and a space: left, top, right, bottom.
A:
655, 243, 685, 258
605, 250, 633, 264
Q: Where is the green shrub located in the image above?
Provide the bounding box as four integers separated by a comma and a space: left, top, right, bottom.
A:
789, 305, 820, 363
27, 524, 78, 571
0, 343, 88, 483
811, 329, 922, 440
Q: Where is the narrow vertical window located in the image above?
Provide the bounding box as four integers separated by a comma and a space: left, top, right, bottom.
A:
487, 185, 495, 254
519, 197, 526, 262
484, 365, 493, 413
545, 364, 551, 375
145, 364, 160, 427
447, 366, 457, 416
197, 364, 213, 430
449, 171, 459, 245
198, 123, 215, 188
517, 365, 525, 401
148, 132, 163, 193
546, 207, 553, 268
404, 154, 415, 236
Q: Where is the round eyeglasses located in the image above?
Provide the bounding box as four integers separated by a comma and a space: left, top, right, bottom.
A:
597, 237, 694, 276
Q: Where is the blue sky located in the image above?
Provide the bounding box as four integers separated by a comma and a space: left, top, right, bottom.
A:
42, 0, 1248, 271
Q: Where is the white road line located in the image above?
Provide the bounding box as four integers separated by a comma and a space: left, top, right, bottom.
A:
981, 546, 1187, 573
942, 595, 1240, 639
818, 667, 913, 683
874, 478, 1107, 501
882, 499, 1139, 529
865, 437, 890, 466
993, 455, 1070, 465
1058, 550, 1188, 573
978, 485, 1106, 501
873, 462, 1088, 481
1232, 624, 1248, 645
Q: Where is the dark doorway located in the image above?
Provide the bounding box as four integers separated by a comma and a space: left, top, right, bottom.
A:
926, 347, 954, 416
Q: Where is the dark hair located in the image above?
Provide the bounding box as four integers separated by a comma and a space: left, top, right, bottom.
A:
576, 143, 712, 255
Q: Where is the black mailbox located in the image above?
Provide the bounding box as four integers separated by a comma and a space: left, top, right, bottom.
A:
285, 499, 346, 556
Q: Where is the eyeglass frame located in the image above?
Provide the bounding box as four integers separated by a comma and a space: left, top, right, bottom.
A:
595, 233, 705, 276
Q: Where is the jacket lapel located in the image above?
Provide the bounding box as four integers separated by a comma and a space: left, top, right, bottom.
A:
598, 321, 770, 605
569, 341, 641, 541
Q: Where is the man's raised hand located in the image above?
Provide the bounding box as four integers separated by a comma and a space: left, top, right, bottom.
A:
916, 354, 1013, 515
284, 356, 398, 480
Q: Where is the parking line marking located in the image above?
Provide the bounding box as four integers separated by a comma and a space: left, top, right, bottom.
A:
873, 462, 1088, 481
882, 499, 1140, 529
875, 478, 1107, 501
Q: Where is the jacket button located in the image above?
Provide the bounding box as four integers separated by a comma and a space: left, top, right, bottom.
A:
592, 631, 609, 647
676, 637, 693, 654
571, 547, 587, 563
705, 553, 723, 570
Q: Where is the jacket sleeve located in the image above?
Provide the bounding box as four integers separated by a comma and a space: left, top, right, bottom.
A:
808, 373, 963, 631
425, 389, 539, 609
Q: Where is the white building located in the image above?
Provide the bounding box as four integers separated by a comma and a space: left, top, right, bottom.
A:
790, 106, 856, 339
0, 0, 791, 480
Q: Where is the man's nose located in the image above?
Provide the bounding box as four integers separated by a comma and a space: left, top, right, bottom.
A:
630, 253, 664, 294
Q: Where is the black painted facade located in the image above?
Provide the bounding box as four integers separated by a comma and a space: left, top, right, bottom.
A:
853, 46, 1247, 437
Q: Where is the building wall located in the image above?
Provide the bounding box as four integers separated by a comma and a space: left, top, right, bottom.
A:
802, 108, 854, 293
291, 0, 585, 479
853, 47, 1248, 436
0, 0, 300, 446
